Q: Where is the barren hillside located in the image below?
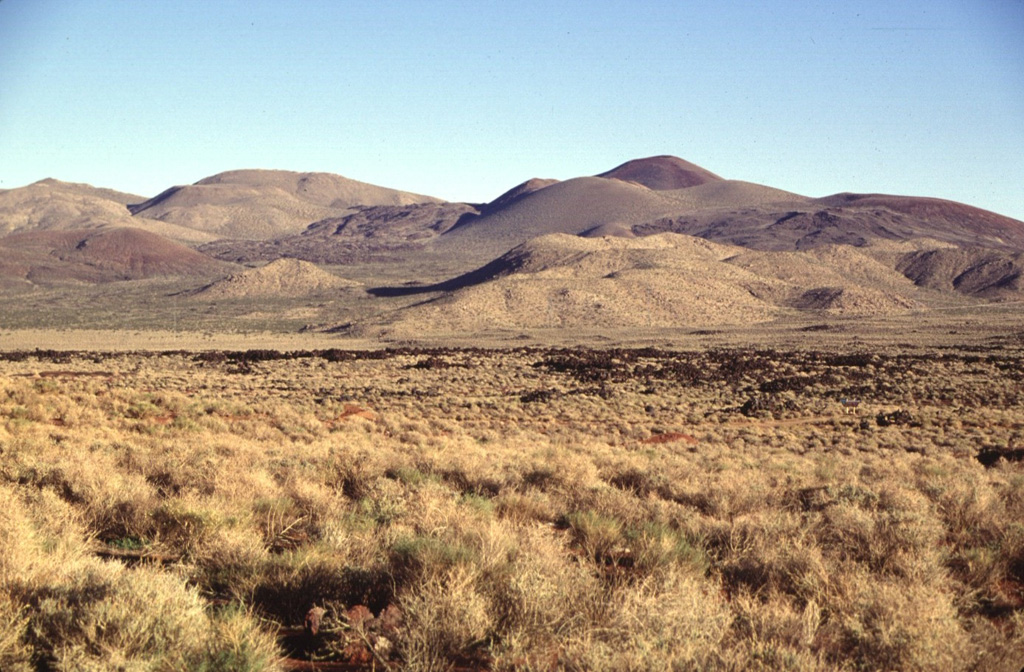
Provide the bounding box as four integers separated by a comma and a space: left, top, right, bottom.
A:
437, 157, 809, 265
0, 179, 217, 244
3, 155, 1022, 337
478, 178, 560, 215
897, 248, 1024, 298
0, 228, 234, 284
636, 192, 1024, 252
597, 154, 724, 189
438, 176, 701, 264
199, 202, 479, 264
128, 169, 442, 240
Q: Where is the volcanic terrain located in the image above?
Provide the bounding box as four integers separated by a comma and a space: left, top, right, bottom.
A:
1, 155, 1021, 340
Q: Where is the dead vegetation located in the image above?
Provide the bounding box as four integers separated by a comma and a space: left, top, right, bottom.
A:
1, 344, 1023, 670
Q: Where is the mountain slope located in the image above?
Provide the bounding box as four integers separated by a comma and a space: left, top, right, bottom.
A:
897, 248, 1024, 298
0, 228, 233, 284
10, 178, 142, 204
158, 156, 1024, 283
5, 155, 1023, 337
128, 169, 442, 240
198, 202, 479, 264
0, 179, 217, 244
432, 156, 807, 264
635, 193, 1024, 251
438, 177, 702, 264
477, 178, 560, 215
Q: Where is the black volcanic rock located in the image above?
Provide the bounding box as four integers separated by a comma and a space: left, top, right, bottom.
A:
199, 202, 477, 264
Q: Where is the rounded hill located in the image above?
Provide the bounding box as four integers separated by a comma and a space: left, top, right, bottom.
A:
196, 258, 361, 298
597, 155, 723, 190
359, 230, 930, 337
127, 169, 442, 241
0, 227, 232, 284
0, 179, 216, 244
436, 176, 696, 265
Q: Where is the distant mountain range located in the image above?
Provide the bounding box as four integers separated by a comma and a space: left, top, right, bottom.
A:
1, 156, 1021, 333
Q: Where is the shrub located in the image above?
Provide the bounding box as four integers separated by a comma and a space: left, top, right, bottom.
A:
0, 593, 31, 672
398, 567, 493, 671
832, 578, 970, 671
565, 510, 624, 565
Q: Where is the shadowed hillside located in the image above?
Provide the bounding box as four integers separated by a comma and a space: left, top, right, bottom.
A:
817, 193, 1024, 248
197, 202, 479, 264
636, 193, 1024, 252
897, 248, 1024, 298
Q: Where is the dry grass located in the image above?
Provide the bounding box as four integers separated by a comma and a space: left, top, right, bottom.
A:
1, 343, 1023, 670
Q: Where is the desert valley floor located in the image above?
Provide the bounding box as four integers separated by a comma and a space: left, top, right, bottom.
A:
1, 333, 1024, 670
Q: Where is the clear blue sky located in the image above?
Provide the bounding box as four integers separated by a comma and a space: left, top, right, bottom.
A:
1, 0, 1022, 219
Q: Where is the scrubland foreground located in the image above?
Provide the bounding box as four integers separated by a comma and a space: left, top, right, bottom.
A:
1, 344, 1023, 671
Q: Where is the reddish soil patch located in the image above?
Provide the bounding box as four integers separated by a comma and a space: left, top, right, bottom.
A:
331, 404, 378, 424
343, 604, 374, 628
0, 227, 228, 282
